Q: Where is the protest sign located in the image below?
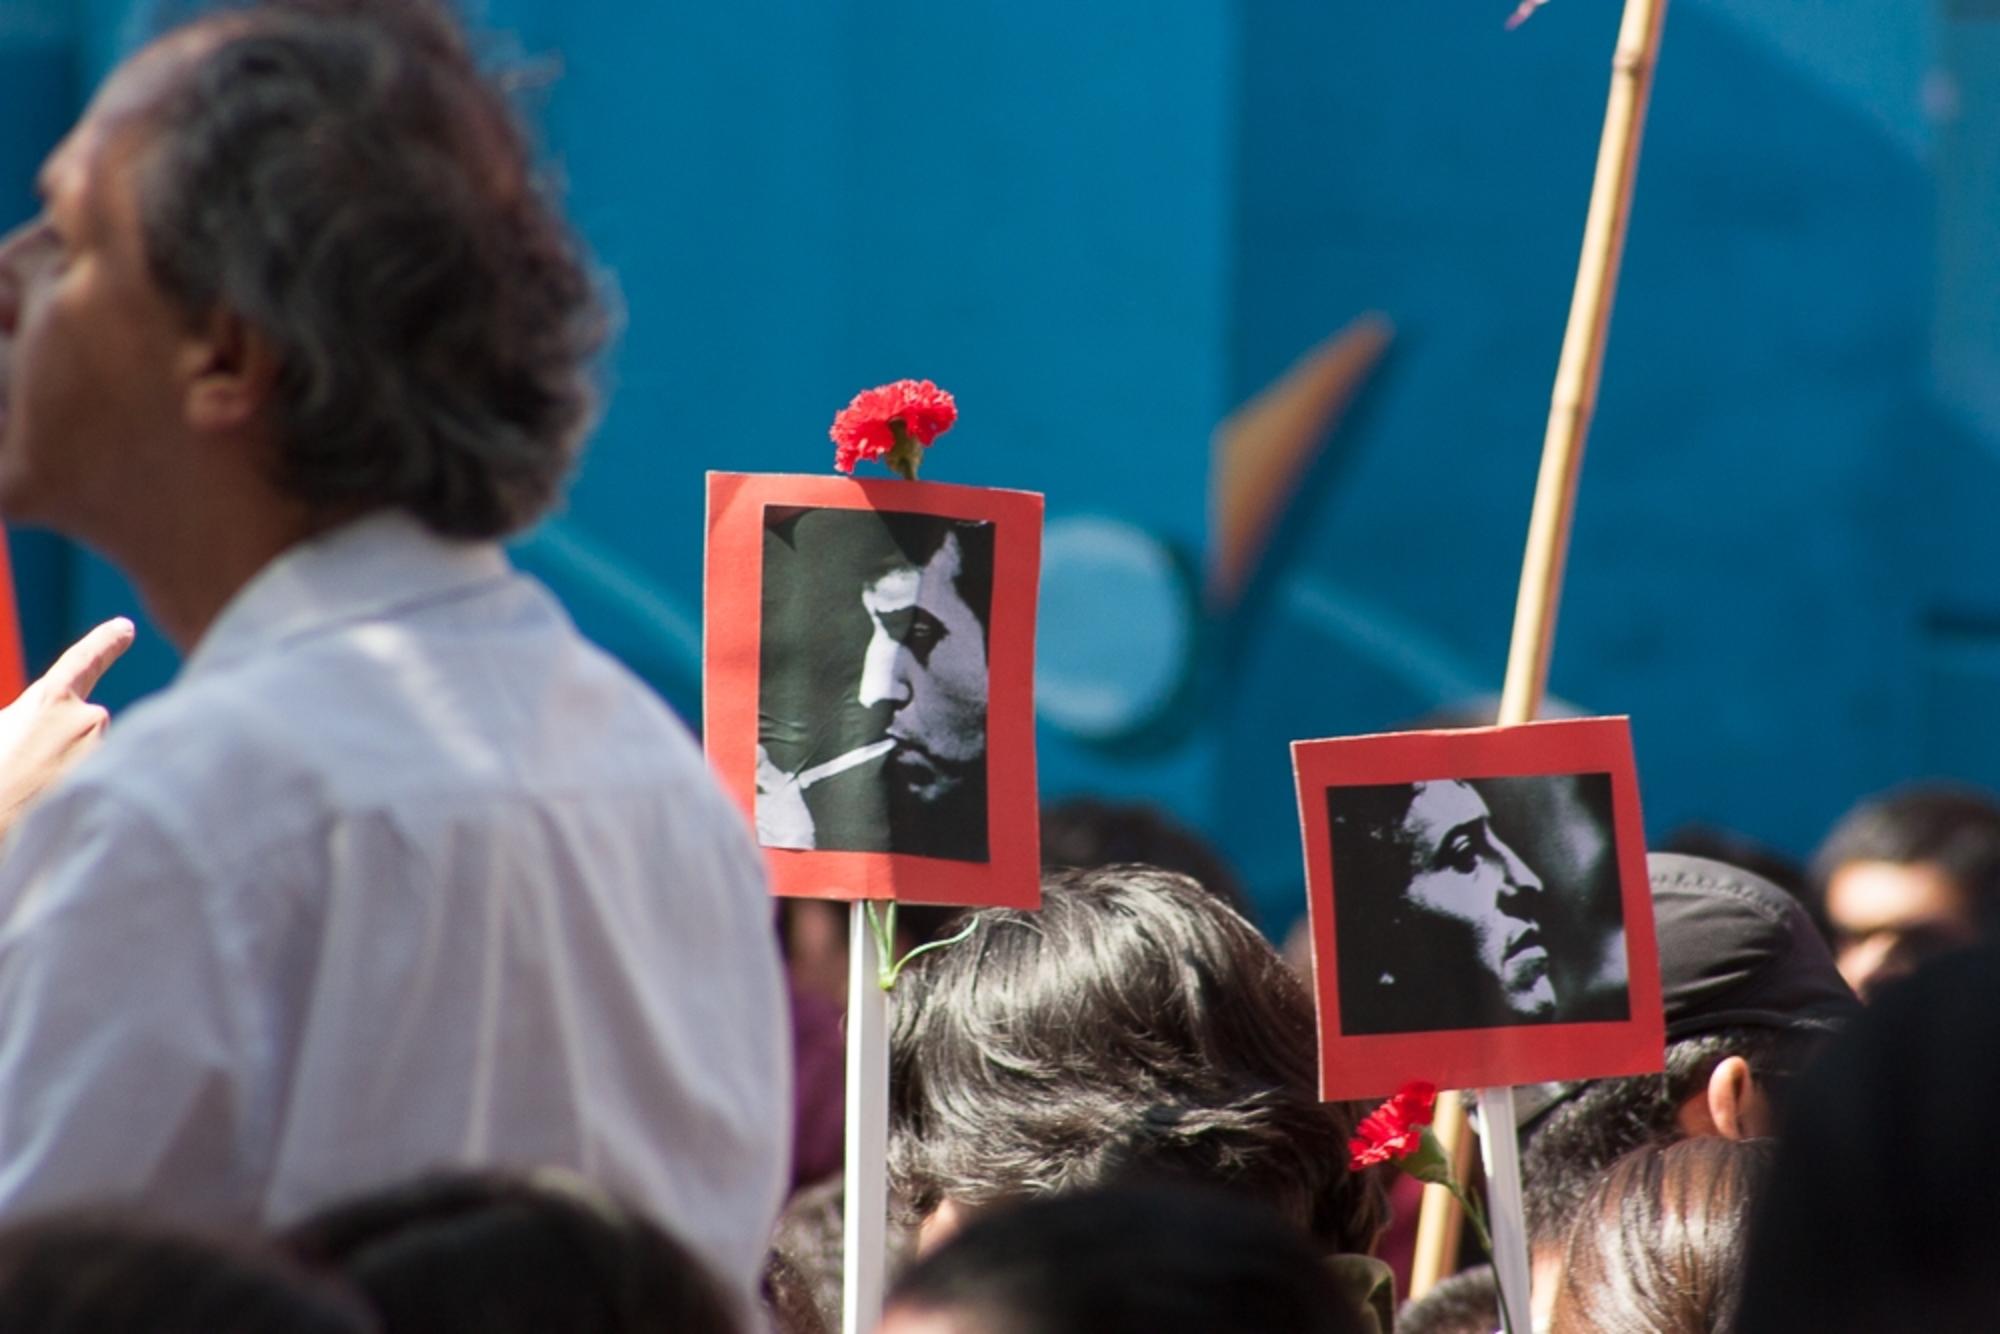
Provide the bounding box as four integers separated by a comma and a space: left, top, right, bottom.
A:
1294, 716, 1662, 1100
705, 471, 1043, 909
705, 466, 1042, 1334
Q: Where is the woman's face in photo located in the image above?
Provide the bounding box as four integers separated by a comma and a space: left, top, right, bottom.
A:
1399, 780, 1557, 1018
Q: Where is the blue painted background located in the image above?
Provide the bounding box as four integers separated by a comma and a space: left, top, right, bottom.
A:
2, 0, 1996, 932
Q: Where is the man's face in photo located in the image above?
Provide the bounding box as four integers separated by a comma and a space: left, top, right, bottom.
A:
1400, 779, 1558, 1019
858, 530, 988, 806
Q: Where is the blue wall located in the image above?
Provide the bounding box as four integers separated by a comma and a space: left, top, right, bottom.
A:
3, 0, 1995, 931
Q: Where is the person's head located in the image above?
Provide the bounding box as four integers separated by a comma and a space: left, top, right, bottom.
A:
0, 0, 602, 577
1737, 943, 2000, 1331
857, 514, 993, 809
0, 1212, 375, 1334
888, 865, 1387, 1256
761, 1246, 830, 1334
1396, 1265, 1502, 1334
283, 1168, 739, 1334
1332, 779, 1555, 1027
764, 1173, 916, 1334
878, 1184, 1370, 1334
1038, 797, 1251, 919
1810, 784, 2000, 999
1521, 855, 1857, 1263
1549, 1137, 1772, 1334
1659, 822, 1820, 936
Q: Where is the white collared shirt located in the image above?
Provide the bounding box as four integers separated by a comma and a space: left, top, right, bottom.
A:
0, 512, 789, 1297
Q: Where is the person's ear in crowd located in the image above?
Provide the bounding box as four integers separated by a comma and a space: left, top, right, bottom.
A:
0, 1210, 374, 1334
877, 1183, 1374, 1334
1736, 942, 2000, 1332
1548, 1137, 1772, 1334
282, 1168, 739, 1334
887, 865, 1389, 1261
1809, 783, 2000, 999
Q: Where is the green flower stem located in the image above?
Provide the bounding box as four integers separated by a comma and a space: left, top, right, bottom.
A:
1446, 1184, 1515, 1334
885, 420, 924, 480
863, 899, 977, 991
1450, 1184, 1494, 1269
1396, 1128, 1515, 1334
865, 900, 898, 987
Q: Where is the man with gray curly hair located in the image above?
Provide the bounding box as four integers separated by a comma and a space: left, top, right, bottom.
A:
0, 0, 785, 1300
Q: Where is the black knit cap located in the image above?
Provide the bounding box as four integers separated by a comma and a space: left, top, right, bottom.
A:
1648, 851, 1859, 1041
1509, 852, 1859, 1136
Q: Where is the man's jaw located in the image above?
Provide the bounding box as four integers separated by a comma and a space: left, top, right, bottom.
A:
1502, 929, 1556, 1015
886, 737, 970, 805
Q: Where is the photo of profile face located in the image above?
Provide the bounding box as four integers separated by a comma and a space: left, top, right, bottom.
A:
860, 529, 989, 807
1328, 772, 1626, 1036
1399, 780, 1556, 1019
758, 507, 995, 862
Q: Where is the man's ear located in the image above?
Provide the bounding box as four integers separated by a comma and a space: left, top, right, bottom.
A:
917, 1198, 970, 1256
178, 305, 276, 434
1674, 1055, 1771, 1140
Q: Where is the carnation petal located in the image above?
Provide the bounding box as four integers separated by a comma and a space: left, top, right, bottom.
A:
827, 378, 958, 473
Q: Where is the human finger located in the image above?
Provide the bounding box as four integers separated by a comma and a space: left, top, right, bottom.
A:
40, 618, 136, 701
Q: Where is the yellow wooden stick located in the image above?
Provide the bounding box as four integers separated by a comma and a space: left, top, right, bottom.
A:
1407, 0, 1670, 1305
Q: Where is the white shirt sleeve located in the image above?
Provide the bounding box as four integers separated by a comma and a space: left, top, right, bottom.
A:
0, 782, 251, 1221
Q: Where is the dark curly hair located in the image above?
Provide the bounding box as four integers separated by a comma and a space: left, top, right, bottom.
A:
887, 865, 1388, 1256
131, 0, 606, 537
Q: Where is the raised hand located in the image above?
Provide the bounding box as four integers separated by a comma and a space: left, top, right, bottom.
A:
0, 618, 135, 837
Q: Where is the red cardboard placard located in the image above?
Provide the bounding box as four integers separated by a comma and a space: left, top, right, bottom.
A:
705, 472, 1042, 908
1294, 717, 1664, 1100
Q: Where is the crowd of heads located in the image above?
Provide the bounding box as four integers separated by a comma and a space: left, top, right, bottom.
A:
793, 781, 2000, 1333
0, 1169, 743, 1334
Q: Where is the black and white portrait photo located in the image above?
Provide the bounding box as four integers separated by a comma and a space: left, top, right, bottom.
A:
755, 505, 995, 863
1327, 773, 1631, 1036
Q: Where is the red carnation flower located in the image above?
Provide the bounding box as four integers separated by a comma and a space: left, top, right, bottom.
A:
830, 379, 958, 479
1347, 1080, 1438, 1170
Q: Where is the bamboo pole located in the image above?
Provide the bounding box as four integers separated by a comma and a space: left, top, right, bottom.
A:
1407, 0, 1669, 1313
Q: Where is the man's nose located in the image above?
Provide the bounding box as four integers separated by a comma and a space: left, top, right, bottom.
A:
0, 222, 31, 333
857, 631, 913, 709
1497, 842, 1544, 906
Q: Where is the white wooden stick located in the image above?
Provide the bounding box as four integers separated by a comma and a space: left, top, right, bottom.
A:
1476, 1086, 1534, 1333
841, 903, 889, 1334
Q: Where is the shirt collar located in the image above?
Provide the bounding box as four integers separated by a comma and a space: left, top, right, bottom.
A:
181, 510, 513, 682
